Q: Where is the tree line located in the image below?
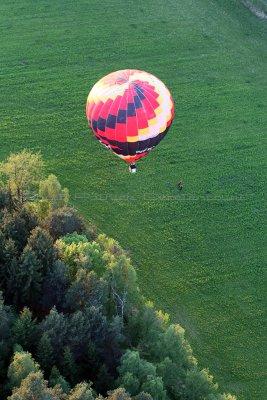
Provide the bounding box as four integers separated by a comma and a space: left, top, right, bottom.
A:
0, 151, 236, 400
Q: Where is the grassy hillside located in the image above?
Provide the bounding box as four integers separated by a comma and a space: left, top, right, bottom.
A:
0, 0, 266, 398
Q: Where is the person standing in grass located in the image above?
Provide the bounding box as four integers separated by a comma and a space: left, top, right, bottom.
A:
177, 180, 183, 190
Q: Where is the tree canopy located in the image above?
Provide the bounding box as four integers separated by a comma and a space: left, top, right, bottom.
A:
0, 151, 236, 400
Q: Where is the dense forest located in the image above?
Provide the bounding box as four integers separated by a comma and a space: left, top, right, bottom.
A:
0, 151, 235, 399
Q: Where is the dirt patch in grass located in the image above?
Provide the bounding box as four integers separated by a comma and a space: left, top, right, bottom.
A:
241, 0, 267, 19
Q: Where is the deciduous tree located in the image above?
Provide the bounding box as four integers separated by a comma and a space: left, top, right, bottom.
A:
39, 174, 69, 209
7, 350, 40, 390
7, 371, 64, 400
0, 150, 44, 205
45, 207, 86, 239
104, 388, 131, 400
117, 350, 165, 399
65, 269, 106, 312
67, 382, 95, 400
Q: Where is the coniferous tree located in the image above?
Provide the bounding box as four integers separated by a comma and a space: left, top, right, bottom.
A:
61, 346, 78, 385
2, 208, 37, 252
0, 188, 12, 210
49, 366, 70, 394
26, 227, 55, 275
95, 364, 113, 396
100, 316, 124, 373
12, 308, 37, 352
1, 238, 19, 303
0, 292, 14, 382
19, 248, 42, 308
39, 308, 68, 362
36, 333, 55, 374
0, 231, 6, 285
41, 260, 69, 312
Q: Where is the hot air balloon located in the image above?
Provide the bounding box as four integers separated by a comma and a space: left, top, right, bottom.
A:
86, 69, 174, 173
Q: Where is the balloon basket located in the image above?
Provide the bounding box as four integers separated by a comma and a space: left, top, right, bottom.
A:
129, 164, 137, 173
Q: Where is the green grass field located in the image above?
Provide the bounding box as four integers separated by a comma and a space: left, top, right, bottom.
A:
0, 1, 266, 398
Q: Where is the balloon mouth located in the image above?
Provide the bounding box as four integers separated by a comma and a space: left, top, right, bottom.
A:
129, 164, 137, 173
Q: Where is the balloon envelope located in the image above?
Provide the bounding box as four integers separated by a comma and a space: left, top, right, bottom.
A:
86, 69, 174, 165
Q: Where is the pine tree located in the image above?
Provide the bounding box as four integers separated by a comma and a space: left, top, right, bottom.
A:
39, 308, 68, 361
49, 366, 70, 394
95, 364, 113, 396
19, 248, 42, 308
36, 333, 54, 374
3, 238, 20, 306
26, 227, 55, 275
12, 308, 37, 352
61, 347, 78, 384
0, 231, 6, 289
0, 292, 14, 382
41, 260, 69, 312
2, 207, 37, 252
